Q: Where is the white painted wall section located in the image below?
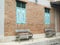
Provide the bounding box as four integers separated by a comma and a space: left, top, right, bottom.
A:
38, 0, 51, 8
29, 0, 51, 8
29, 0, 35, 3
0, 0, 4, 39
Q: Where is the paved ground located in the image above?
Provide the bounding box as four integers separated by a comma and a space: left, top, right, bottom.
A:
0, 36, 60, 45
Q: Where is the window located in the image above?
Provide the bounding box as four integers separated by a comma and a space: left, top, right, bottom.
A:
16, 1, 26, 24
35, 0, 38, 3
45, 8, 50, 24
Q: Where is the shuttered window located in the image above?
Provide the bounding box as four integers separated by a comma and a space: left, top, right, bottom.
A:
16, 1, 26, 24
35, 0, 38, 3
45, 8, 50, 24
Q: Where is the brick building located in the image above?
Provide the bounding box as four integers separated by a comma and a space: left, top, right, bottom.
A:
0, 0, 60, 41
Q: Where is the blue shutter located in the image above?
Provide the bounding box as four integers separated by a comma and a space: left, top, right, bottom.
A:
16, 7, 26, 24
21, 8, 26, 24
16, 7, 20, 24
45, 12, 50, 24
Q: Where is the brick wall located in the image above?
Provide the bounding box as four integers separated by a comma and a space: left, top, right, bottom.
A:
5, 0, 55, 36
5, 0, 16, 36
17, 2, 45, 34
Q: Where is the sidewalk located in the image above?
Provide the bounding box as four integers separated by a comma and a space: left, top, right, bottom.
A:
0, 36, 60, 45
